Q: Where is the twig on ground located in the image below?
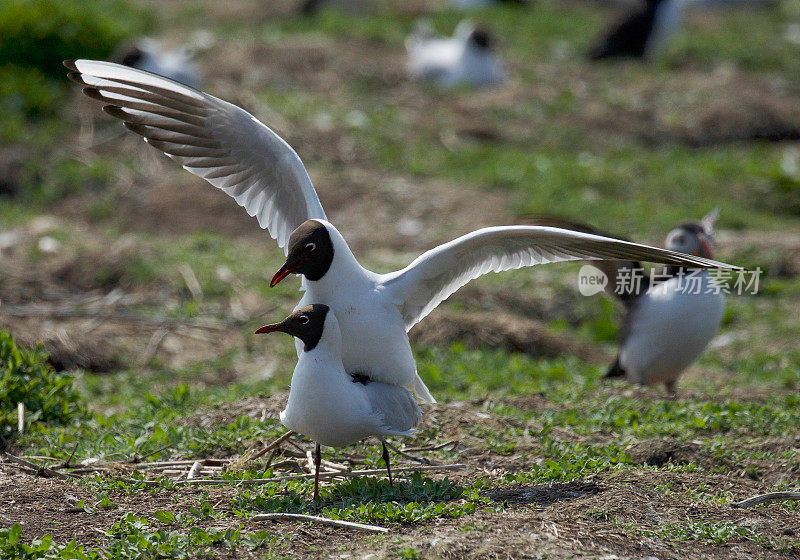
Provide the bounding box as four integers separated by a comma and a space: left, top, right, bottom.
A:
253, 431, 295, 461
285, 438, 308, 456
131, 443, 176, 464
56, 442, 81, 470
229, 431, 295, 471
178, 463, 465, 486
732, 491, 800, 508
2, 452, 78, 480
17, 403, 24, 434
252, 513, 388, 534
141, 328, 169, 365
402, 440, 458, 453
187, 461, 202, 480
178, 264, 203, 300
386, 441, 434, 465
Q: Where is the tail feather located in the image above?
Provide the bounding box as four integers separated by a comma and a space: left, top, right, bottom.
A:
411, 373, 436, 404
604, 356, 626, 379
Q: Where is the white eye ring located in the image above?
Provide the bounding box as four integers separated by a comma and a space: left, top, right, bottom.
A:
305, 242, 316, 251
299, 315, 309, 324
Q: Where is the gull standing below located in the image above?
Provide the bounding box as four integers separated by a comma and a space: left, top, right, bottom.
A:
255, 304, 421, 500
65, 60, 739, 404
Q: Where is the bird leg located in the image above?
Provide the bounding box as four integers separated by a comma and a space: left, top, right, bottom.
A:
664, 379, 677, 396
381, 440, 393, 487
313, 442, 322, 501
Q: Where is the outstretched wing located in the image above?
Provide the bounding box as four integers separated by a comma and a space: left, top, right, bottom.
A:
382, 225, 739, 330
518, 216, 649, 308
65, 59, 326, 252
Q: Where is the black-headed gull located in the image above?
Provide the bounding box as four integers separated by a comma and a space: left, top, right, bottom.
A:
255, 304, 421, 500
118, 38, 203, 89
532, 210, 725, 392
64, 60, 738, 403
405, 20, 507, 89
588, 0, 686, 60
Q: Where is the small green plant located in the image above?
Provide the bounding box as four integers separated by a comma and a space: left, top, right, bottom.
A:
0, 330, 87, 440
0, 524, 97, 560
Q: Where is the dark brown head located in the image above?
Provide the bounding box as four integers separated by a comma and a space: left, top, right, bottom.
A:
254, 304, 330, 352
665, 222, 713, 258
270, 220, 335, 287
468, 27, 494, 50
120, 47, 144, 67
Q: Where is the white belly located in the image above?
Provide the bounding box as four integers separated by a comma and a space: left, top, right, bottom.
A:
280, 360, 377, 448
620, 273, 725, 385
295, 290, 417, 389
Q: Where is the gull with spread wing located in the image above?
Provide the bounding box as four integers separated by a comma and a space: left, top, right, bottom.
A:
65, 60, 740, 403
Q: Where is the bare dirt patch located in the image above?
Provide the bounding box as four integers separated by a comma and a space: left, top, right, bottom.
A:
410, 309, 607, 362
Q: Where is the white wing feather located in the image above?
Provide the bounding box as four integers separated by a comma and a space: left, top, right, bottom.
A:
65, 59, 326, 252
383, 226, 740, 330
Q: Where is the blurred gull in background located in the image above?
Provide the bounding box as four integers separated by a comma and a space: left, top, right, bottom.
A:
405, 20, 507, 89
299, 0, 372, 15
451, 0, 528, 9
530, 210, 726, 393
588, 0, 779, 61
604, 209, 726, 392
116, 32, 213, 89
588, 0, 688, 60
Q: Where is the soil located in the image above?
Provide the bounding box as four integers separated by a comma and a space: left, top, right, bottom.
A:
4, 394, 800, 559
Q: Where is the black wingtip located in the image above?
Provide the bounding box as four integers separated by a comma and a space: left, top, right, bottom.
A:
102, 105, 126, 119
604, 357, 626, 379
66, 71, 85, 85
63, 59, 78, 71
81, 87, 104, 102
123, 121, 147, 135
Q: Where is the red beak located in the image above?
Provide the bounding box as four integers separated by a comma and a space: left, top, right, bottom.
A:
254, 322, 285, 335
270, 257, 306, 288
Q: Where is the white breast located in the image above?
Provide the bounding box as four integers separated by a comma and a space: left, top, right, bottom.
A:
280, 353, 379, 448
620, 271, 725, 385
296, 286, 418, 389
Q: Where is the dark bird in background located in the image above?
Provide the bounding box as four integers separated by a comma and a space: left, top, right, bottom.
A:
588, 0, 685, 61
299, 0, 370, 15
451, 0, 529, 9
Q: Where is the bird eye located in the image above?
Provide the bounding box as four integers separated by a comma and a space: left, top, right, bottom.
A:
305, 242, 316, 252
298, 315, 309, 324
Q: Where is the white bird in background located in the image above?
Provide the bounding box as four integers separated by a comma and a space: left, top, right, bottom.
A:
405, 20, 507, 89
118, 37, 204, 89
531, 209, 726, 393
65, 60, 738, 406
256, 304, 421, 500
